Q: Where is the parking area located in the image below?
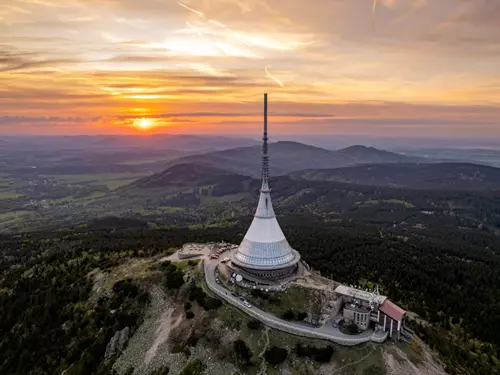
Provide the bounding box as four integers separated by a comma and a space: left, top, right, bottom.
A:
209, 242, 237, 261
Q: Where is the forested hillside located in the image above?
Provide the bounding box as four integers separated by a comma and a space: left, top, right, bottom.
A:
1, 221, 500, 374
0, 226, 230, 375
291, 162, 500, 190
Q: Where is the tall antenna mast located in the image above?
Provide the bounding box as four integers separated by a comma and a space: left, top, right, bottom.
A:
261, 93, 270, 192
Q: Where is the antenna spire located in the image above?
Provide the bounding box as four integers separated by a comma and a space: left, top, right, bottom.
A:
261, 93, 270, 191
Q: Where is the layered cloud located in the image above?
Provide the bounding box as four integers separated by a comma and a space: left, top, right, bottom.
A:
0, 0, 499, 135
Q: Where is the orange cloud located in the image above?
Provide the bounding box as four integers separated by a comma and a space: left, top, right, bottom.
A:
0, 0, 499, 136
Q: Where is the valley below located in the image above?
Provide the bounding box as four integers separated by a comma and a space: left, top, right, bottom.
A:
1, 137, 500, 374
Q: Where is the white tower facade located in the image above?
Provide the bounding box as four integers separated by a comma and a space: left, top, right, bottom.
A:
231, 93, 301, 280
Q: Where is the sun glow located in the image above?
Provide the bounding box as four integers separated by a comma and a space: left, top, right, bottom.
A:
135, 118, 151, 130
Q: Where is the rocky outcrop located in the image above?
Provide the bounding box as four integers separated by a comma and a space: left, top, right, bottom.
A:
105, 326, 130, 360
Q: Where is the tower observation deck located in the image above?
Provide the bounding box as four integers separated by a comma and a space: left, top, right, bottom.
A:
231, 93, 301, 280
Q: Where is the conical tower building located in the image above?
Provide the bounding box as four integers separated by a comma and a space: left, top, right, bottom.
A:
231, 93, 301, 280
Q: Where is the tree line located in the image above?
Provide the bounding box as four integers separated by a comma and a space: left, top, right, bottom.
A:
1, 217, 500, 374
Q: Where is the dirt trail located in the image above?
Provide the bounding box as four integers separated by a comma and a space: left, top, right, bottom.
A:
257, 327, 270, 375
144, 307, 174, 365
332, 345, 377, 374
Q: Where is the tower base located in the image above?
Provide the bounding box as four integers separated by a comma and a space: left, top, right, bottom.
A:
231, 264, 298, 281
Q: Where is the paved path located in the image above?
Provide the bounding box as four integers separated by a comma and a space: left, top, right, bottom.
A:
203, 256, 388, 346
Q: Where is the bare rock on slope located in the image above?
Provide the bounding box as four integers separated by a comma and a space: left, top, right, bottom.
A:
105, 326, 130, 360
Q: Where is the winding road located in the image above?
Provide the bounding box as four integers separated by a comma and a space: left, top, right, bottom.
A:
203, 255, 388, 346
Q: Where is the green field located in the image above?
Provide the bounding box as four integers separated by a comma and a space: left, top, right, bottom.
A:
382, 199, 415, 208
146, 206, 186, 214
0, 211, 35, 231
0, 192, 23, 199
52, 172, 148, 190
117, 158, 167, 165
357, 199, 415, 208
0, 174, 24, 199
0, 211, 31, 220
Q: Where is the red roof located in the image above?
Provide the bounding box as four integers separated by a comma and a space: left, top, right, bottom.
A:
379, 300, 406, 321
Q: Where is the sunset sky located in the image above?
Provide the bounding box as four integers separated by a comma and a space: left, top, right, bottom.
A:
1, 0, 499, 137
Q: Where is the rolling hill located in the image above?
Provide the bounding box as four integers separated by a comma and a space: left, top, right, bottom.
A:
290, 162, 500, 190
99, 162, 500, 236
0, 134, 259, 175
128, 163, 252, 189
166, 142, 421, 177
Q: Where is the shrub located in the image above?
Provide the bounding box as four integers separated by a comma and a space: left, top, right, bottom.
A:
295, 344, 334, 363
202, 297, 222, 310
314, 346, 334, 363
347, 322, 359, 335
171, 343, 184, 354
165, 268, 184, 289
282, 310, 295, 321
166, 263, 177, 272
251, 289, 269, 299
233, 339, 253, 364
113, 279, 139, 298
188, 286, 205, 303
268, 295, 281, 305
247, 320, 261, 330
180, 359, 204, 375
150, 365, 170, 375
138, 291, 150, 305
264, 346, 288, 366
296, 312, 308, 321
186, 311, 195, 319
186, 334, 198, 347
188, 286, 222, 310
363, 364, 385, 375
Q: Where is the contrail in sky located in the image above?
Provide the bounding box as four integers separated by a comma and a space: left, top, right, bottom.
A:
265, 67, 284, 88
371, 0, 377, 29
177, 1, 204, 17
178, 2, 231, 34
178, 0, 284, 85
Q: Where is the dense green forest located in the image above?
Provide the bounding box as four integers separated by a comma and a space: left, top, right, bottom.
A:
1, 219, 499, 374
0, 226, 230, 375
282, 217, 500, 374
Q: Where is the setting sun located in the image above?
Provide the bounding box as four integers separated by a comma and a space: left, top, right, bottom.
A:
135, 118, 152, 130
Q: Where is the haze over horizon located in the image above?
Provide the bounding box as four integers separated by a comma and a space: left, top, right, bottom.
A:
1, 0, 500, 137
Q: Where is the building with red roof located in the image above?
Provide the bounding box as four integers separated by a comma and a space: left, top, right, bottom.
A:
334, 284, 407, 341
378, 300, 406, 340
379, 300, 406, 321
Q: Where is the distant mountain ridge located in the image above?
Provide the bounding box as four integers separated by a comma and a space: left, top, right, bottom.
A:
166, 142, 422, 177
290, 162, 500, 190
129, 163, 251, 189
0, 134, 259, 152
127, 160, 500, 193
